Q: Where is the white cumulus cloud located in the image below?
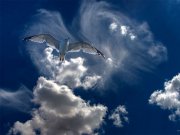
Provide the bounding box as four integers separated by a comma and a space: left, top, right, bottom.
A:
109, 105, 128, 127
37, 47, 102, 89
10, 77, 107, 135
149, 73, 180, 121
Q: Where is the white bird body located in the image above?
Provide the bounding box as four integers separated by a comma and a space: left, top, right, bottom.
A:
24, 34, 105, 61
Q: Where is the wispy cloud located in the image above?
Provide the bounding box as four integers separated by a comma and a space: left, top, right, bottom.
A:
0, 86, 32, 112
25, 0, 167, 86
149, 73, 180, 121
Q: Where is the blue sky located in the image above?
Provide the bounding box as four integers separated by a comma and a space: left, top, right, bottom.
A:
0, 0, 180, 135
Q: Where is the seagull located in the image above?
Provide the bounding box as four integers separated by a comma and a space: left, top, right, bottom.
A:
23, 34, 105, 61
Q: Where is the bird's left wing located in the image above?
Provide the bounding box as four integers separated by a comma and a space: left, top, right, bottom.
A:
23, 34, 59, 49
67, 42, 105, 59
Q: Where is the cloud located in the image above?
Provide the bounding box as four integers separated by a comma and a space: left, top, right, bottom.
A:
10, 77, 107, 135
149, 73, 180, 121
109, 22, 136, 40
12, 0, 168, 134
25, 0, 167, 86
147, 43, 168, 63
109, 105, 128, 127
36, 47, 102, 89
0, 86, 32, 112
109, 22, 118, 31
120, 25, 128, 36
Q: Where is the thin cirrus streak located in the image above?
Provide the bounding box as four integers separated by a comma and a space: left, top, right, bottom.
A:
24, 0, 167, 86
0, 86, 32, 112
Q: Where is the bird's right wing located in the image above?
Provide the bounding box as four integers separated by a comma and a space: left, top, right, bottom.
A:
67, 41, 105, 59
23, 34, 59, 49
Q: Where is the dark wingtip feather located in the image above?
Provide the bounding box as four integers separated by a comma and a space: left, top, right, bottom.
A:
23, 36, 33, 41
97, 49, 105, 59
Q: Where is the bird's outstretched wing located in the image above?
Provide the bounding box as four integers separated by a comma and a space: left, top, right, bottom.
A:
67, 41, 105, 59
23, 34, 59, 49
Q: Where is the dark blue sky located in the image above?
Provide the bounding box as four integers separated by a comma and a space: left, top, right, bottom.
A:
0, 0, 180, 135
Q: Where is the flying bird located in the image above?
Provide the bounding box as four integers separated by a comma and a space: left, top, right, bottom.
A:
23, 34, 105, 61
